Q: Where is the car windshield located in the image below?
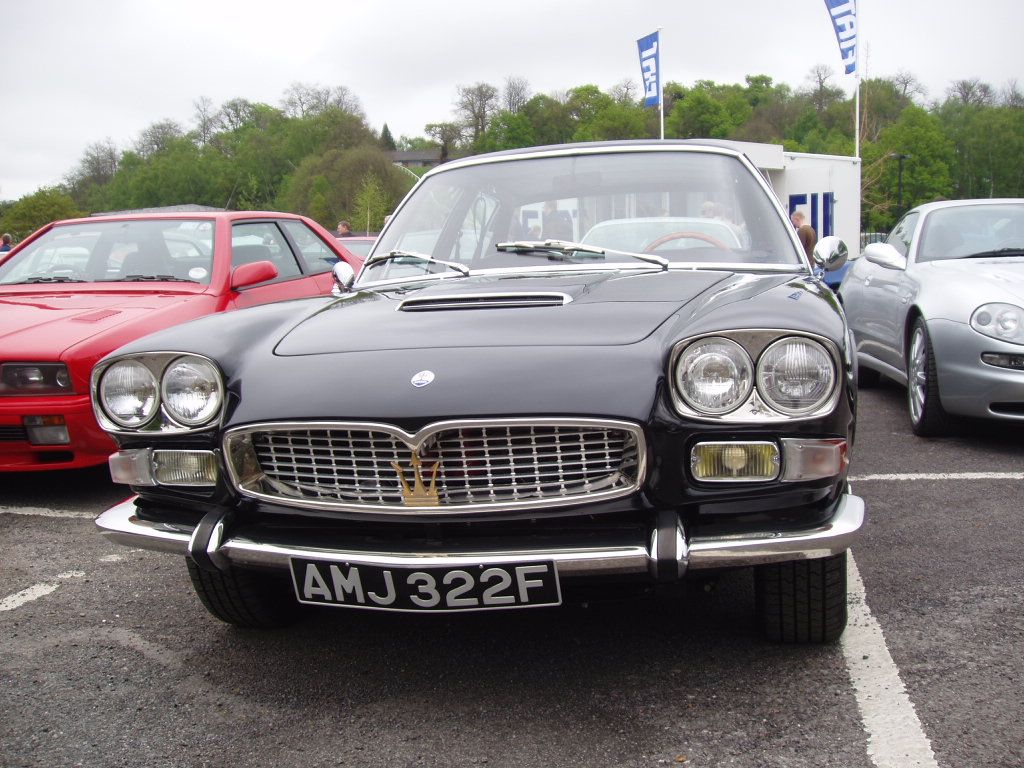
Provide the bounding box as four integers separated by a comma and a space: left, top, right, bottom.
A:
917, 203, 1024, 262
0, 219, 215, 285
361, 149, 800, 283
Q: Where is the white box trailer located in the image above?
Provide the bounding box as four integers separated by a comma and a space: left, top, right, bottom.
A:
718, 140, 862, 256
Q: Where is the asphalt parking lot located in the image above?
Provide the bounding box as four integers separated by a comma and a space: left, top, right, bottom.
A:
2, 381, 1022, 768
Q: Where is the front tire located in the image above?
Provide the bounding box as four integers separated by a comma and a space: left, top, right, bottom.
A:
754, 551, 848, 644
186, 559, 299, 628
907, 317, 950, 436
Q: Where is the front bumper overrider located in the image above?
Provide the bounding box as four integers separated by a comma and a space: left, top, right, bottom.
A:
95, 492, 865, 580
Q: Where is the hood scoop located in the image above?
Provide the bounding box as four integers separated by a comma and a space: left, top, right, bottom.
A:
398, 292, 573, 312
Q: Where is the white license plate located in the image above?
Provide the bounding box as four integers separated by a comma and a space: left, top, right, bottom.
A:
290, 559, 561, 612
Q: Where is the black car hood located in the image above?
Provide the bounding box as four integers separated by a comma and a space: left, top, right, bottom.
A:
275, 270, 743, 355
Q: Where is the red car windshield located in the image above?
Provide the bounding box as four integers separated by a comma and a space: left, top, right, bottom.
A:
0, 219, 215, 285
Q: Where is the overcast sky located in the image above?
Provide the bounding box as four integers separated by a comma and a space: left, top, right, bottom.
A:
2, 0, 1020, 201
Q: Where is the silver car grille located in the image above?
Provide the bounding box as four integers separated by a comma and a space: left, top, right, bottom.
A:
224, 419, 645, 515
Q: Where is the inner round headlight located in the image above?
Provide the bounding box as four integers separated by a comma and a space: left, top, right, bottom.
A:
100, 360, 159, 428
675, 337, 753, 414
161, 357, 222, 426
756, 337, 835, 415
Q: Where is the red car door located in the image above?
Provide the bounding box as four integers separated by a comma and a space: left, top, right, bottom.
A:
227, 221, 331, 310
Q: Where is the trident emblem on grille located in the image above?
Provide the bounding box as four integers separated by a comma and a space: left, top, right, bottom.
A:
391, 453, 441, 506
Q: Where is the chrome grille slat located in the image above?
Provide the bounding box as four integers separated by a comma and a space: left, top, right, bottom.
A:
229, 419, 645, 514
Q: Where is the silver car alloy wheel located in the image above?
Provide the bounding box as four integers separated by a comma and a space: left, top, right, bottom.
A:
908, 325, 928, 425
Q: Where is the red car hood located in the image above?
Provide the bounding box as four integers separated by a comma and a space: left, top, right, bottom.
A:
0, 289, 212, 359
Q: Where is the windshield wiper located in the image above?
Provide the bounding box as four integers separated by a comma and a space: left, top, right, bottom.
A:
496, 239, 669, 270
962, 248, 1024, 259
111, 274, 195, 282
18, 275, 87, 284
364, 250, 470, 276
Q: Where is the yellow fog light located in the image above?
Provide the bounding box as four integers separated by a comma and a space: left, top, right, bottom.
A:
153, 450, 219, 486
690, 441, 780, 482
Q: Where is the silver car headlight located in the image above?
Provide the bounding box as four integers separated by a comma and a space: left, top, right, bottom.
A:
99, 360, 160, 428
756, 337, 836, 415
675, 337, 753, 414
971, 303, 1024, 344
161, 357, 223, 426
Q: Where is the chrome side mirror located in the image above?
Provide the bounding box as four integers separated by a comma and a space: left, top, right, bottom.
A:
331, 261, 355, 295
812, 235, 849, 272
862, 242, 907, 271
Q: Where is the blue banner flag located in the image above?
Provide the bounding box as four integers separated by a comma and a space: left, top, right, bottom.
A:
637, 31, 661, 107
824, 0, 857, 74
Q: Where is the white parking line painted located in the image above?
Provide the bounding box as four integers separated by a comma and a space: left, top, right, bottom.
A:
851, 471, 1023, 482
0, 571, 85, 612
843, 554, 939, 768
0, 505, 95, 520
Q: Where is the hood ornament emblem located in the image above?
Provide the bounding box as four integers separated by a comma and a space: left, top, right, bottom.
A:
391, 453, 441, 506
411, 370, 435, 388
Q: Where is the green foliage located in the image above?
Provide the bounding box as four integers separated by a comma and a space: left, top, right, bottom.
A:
0, 188, 83, 240
351, 174, 392, 234
276, 144, 412, 229
862, 107, 955, 230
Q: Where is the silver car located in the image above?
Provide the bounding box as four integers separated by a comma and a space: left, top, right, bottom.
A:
839, 199, 1024, 435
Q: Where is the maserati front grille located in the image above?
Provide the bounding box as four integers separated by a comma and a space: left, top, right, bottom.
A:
224, 419, 646, 515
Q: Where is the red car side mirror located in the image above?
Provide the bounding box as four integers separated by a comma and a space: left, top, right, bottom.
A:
231, 260, 278, 289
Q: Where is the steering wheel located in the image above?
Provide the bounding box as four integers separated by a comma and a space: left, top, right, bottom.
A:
644, 230, 730, 252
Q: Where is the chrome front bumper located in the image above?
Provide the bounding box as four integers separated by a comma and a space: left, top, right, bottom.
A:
95, 493, 865, 578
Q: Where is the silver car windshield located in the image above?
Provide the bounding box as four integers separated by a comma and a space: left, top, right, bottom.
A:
361, 150, 801, 283
917, 203, 1024, 262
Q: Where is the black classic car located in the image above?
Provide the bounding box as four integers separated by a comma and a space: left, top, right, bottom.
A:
93, 141, 863, 643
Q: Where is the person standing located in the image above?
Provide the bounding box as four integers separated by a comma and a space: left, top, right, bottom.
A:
0, 233, 12, 252
791, 211, 817, 259
336, 221, 353, 237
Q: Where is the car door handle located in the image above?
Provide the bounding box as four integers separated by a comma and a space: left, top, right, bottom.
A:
864, 276, 872, 286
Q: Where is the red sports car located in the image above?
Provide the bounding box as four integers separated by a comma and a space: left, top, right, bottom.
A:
0, 211, 362, 471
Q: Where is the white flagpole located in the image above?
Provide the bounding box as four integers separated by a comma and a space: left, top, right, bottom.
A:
659, 26, 665, 140
854, 4, 861, 158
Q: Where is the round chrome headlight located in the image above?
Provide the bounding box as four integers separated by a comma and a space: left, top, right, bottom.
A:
100, 360, 159, 428
161, 357, 223, 427
675, 337, 753, 414
756, 337, 835, 415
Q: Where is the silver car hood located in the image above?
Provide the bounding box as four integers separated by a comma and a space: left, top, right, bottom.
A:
925, 258, 1024, 304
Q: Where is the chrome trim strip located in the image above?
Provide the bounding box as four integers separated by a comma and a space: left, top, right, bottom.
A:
397, 292, 574, 312
95, 493, 864, 576
222, 417, 647, 516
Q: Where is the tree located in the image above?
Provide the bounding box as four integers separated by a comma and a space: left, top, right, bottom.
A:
281, 82, 363, 118
0, 188, 82, 240
193, 96, 219, 146
862, 107, 954, 230
379, 123, 397, 151
502, 76, 531, 113
946, 79, 996, 107
351, 174, 392, 234
892, 70, 927, 103
480, 111, 535, 151
801, 65, 846, 114
424, 122, 465, 162
276, 145, 410, 227
455, 82, 500, 146
135, 120, 185, 158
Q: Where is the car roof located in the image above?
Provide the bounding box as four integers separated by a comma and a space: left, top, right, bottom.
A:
908, 198, 1024, 217
48, 211, 314, 227
430, 140, 744, 175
